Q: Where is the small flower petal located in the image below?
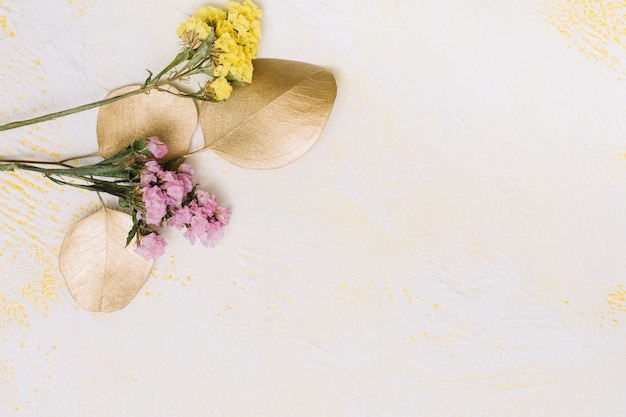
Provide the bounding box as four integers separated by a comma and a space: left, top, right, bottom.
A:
135, 232, 167, 260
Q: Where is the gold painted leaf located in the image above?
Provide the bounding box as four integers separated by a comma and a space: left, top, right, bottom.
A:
96, 85, 197, 158
59, 207, 153, 312
198, 59, 337, 169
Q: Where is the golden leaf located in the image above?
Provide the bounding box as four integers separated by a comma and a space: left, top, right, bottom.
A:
96, 85, 197, 158
59, 207, 153, 312
198, 59, 337, 169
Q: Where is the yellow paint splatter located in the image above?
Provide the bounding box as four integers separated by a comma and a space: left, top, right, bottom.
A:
607, 284, 626, 313
148, 256, 189, 288
0, 164, 90, 315
578, 284, 626, 327
0, 294, 27, 325
545, 0, 626, 74
0, 13, 11, 37
338, 280, 371, 305
67, 0, 95, 17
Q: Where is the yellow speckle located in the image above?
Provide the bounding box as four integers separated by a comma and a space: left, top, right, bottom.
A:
145, 290, 151, 297
433, 303, 442, 309
0, 14, 7, 35
401, 287, 413, 302
546, 0, 626, 76
564, 300, 569, 305
35, 58, 41, 65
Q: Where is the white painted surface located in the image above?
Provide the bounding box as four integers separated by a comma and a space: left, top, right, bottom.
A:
0, 0, 625, 415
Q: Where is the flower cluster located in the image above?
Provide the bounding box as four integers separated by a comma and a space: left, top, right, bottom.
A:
177, 0, 262, 100
128, 137, 231, 260
0, 136, 230, 260
0, 1, 263, 138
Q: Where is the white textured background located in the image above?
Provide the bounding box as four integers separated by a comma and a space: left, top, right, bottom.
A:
1, 0, 626, 415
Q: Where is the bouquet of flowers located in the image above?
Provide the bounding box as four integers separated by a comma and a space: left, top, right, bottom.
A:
0, 137, 230, 260
0, 0, 336, 311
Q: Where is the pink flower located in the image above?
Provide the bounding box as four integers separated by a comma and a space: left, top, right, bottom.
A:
147, 136, 168, 159
182, 214, 227, 248
142, 186, 168, 225
215, 206, 231, 225
162, 179, 186, 207
140, 160, 162, 187
200, 221, 225, 247
135, 232, 167, 260
192, 190, 218, 217
178, 163, 194, 176
167, 205, 192, 229
144, 160, 162, 174
133, 155, 228, 252
140, 171, 157, 187
176, 163, 195, 194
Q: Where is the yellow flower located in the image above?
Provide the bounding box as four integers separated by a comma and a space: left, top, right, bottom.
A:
229, 45, 253, 83
194, 6, 227, 26
176, 16, 211, 49
215, 18, 234, 38
204, 76, 233, 101
217, 0, 262, 56
250, 19, 261, 44
183, 1, 261, 83
211, 32, 239, 77
226, 0, 262, 21
229, 13, 250, 34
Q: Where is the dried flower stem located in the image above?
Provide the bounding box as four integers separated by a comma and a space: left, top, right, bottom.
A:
0, 158, 74, 168
0, 85, 156, 133
0, 42, 211, 133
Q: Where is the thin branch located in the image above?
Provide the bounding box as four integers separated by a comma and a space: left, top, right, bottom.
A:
0, 85, 153, 132
0, 159, 74, 168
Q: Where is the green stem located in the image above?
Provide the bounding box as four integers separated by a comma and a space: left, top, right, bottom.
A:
0, 85, 154, 132
155, 86, 198, 99
0, 158, 74, 168
45, 175, 133, 198
151, 49, 192, 84
10, 162, 129, 178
